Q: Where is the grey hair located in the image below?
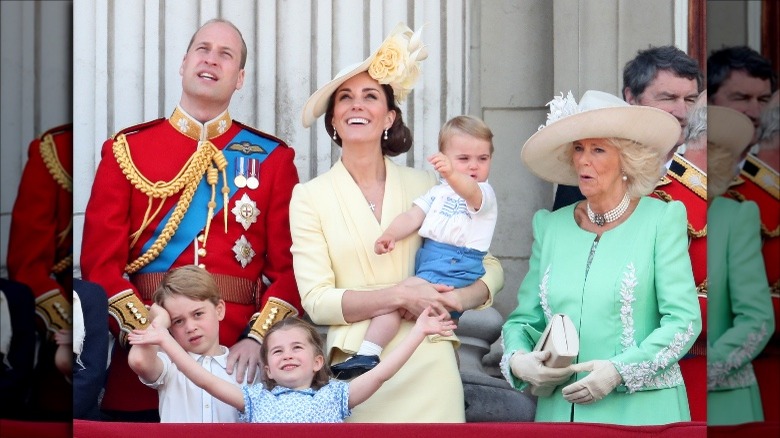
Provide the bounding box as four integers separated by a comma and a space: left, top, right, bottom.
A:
684, 92, 707, 150
757, 100, 779, 148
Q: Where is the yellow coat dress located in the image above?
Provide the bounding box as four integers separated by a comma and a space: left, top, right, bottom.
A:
290, 157, 504, 422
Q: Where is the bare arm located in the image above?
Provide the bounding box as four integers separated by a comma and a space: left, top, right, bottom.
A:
375, 206, 426, 254
127, 304, 246, 412
347, 306, 457, 407
341, 280, 457, 323
429, 153, 482, 210
127, 306, 169, 383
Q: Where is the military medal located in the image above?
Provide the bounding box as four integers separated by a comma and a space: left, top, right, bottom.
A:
246, 158, 259, 190
234, 157, 247, 188
232, 235, 255, 268
231, 193, 260, 230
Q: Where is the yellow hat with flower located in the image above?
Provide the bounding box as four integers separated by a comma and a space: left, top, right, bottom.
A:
301, 23, 428, 128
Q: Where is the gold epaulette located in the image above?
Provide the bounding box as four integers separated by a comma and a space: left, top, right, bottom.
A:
108, 290, 150, 348
741, 155, 779, 200
35, 289, 71, 333
248, 297, 299, 343
39, 130, 72, 193
667, 155, 707, 200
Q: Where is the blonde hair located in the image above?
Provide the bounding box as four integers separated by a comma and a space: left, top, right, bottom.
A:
259, 317, 332, 390
438, 115, 494, 154
153, 265, 221, 308
564, 137, 665, 198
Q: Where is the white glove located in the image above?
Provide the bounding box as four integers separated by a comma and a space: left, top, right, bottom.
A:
562, 359, 622, 404
509, 350, 575, 388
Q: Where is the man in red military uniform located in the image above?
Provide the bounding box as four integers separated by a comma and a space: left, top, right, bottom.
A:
81, 18, 302, 421
710, 45, 778, 421
621, 46, 707, 421
7, 123, 74, 420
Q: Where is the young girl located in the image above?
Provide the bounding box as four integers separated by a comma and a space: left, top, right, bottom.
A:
128, 304, 456, 422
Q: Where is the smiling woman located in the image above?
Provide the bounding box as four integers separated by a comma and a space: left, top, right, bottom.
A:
290, 23, 504, 422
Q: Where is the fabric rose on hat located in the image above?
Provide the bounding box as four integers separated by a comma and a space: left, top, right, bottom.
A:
368, 23, 428, 102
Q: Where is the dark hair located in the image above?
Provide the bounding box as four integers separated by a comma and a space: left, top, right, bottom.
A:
324, 83, 413, 157
187, 18, 248, 69
259, 317, 331, 390
707, 46, 777, 96
622, 45, 702, 100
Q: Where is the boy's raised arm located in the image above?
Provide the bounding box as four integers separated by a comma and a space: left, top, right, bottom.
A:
128, 304, 247, 412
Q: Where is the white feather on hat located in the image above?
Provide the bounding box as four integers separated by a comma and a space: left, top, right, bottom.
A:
521, 90, 681, 185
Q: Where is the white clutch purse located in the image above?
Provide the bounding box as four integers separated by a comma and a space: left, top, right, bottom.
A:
530, 313, 579, 397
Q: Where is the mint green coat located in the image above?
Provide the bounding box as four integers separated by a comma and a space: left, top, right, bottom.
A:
501, 197, 701, 425
707, 196, 774, 425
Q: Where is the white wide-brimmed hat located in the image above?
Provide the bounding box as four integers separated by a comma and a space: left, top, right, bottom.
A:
708, 105, 754, 154
301, 23, 427, 128
521, 90, 681, 185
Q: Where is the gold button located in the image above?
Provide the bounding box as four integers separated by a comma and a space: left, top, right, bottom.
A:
140, 317, 147, 324
198, 248, 207, 257
198, 263, 206, 269
197, 234, 205, 242
127, 302, 135, 308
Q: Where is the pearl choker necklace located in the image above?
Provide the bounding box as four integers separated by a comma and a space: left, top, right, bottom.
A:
587, 193, 630, 227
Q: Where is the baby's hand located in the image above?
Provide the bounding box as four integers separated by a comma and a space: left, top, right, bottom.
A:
414, 305, 457, 337
428, 152, 453, 179
148, 303, 171, 329
374, 235, 396, 254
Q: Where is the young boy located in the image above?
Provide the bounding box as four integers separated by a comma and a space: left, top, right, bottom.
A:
127, 265, 244, 422
331, 115, 498, 380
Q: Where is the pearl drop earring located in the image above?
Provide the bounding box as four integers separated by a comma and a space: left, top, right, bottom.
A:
383, 128, 388, 140
332, 127, 337, 141
622, 174, 628, 181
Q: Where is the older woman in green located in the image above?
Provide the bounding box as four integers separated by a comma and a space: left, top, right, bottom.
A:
707, 105, 774, 425
501, 90, 702, 424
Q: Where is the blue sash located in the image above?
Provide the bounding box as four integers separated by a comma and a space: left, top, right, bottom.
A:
139, 129, 279, 273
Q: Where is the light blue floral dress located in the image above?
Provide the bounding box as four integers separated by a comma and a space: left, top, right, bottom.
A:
239, 380, 350, 423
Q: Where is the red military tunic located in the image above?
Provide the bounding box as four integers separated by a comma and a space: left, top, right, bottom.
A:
7, 123, 73, 415
8, 124, 73, 312
727, 153, 779, 421
81, 108, 302, 413
651, 153, 707, 421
